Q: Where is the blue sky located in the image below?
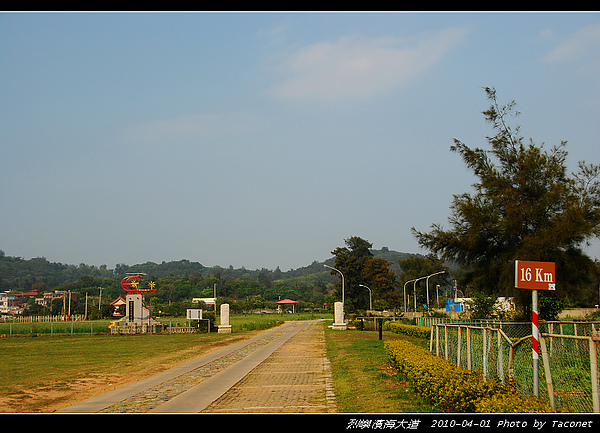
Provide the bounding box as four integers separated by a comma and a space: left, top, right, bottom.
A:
1, 12, 599, 271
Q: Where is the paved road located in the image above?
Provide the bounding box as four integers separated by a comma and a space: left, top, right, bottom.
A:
57, 320, 337, 413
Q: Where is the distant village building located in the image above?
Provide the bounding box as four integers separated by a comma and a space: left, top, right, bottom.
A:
0, 290, 77, 316
446, 296, 515, 315
192, 297, 216, 306
0, 292, 19, 314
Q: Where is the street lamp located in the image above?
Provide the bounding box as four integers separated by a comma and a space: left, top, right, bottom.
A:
413, 276, 428, 311
324, 265, 345, 319
403, 279, 417, 312
358, 284, 372, 311
426, 271, 446, 308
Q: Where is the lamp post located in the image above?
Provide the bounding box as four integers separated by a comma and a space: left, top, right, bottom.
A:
426, 271, 446, 308
403, 279, 417, 312
413, 276, 427, 311
324, 264, 345, 318
358, 284, 372, 311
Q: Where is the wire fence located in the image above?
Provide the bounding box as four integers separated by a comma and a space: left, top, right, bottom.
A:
0, 316, 218, 336
0, 319, 111, 336
429, 321, 600, 413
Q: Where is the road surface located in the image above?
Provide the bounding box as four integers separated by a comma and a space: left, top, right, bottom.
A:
57, 320, 337, 413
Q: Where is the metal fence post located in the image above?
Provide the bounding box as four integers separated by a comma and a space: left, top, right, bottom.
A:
457, 326, 462, 368
540, 335, 556, 411
467, 327, 472, 370
429, 325, 434, 352
483, 327, 488, 380
444, 325, 449, 360
498, 329, 504, 385
589, 336, 599, 413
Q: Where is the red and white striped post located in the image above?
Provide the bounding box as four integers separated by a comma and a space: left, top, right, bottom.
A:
515, 260, 555, 398
532, 289, 539, 397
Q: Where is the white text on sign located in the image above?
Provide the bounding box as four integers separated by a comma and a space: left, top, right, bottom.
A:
514, 260, 556, 290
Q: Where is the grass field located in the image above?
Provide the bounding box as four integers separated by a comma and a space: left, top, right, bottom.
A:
0, 313, 433, 413
0, 313, 330, 412
324, 323, 439, 413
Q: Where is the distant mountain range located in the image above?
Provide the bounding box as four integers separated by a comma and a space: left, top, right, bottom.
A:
125, 247, 421, 282
0, 248, 421, 292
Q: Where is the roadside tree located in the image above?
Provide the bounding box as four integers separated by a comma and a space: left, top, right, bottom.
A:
412, 87, 600, 313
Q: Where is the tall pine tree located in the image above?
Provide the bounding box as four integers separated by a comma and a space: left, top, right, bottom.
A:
413, 87, 600, 312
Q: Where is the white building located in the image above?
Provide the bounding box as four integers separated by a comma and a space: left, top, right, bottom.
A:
0, 292, 19, 314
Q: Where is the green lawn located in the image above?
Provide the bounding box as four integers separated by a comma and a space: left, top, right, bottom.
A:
324, 323, 439, 413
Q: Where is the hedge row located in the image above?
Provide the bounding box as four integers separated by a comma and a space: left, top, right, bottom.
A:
385, 339, 554, 413
388, 322, 431, 339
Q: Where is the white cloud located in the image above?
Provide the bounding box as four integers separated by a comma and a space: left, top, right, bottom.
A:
542, 23, 600, 66
266, 27, 468, 103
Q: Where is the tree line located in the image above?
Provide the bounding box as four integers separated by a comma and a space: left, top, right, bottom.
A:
0, 247, 421, 318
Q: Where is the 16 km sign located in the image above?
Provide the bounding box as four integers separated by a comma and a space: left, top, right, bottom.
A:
514, 260, 556, 291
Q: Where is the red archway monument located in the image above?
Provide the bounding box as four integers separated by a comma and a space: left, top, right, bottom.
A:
275, 298, 299, 314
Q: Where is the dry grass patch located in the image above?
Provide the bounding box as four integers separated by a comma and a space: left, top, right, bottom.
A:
0, 330, 263, 412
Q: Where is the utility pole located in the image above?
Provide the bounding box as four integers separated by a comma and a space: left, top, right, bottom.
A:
98, 287, 104, 310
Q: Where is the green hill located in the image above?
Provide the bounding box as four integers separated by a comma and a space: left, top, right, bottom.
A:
0, 248, 420, 294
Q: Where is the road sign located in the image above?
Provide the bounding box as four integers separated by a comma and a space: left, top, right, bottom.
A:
187, 309, 202, 320
514, 260, 556, 290
514, 259, 556, 398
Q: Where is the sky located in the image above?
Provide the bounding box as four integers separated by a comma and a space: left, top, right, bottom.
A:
1, 12, 599, 271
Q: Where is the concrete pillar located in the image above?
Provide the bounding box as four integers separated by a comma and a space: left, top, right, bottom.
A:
331, 301, 346, 330
218, 303, 232, 333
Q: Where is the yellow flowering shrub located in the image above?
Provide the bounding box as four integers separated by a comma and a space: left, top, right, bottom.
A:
388, 322, 431, 339
385, 340, 553, 413
475, 393, 554, 413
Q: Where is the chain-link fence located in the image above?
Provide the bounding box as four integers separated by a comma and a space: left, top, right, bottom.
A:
429, 321, 600, 413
